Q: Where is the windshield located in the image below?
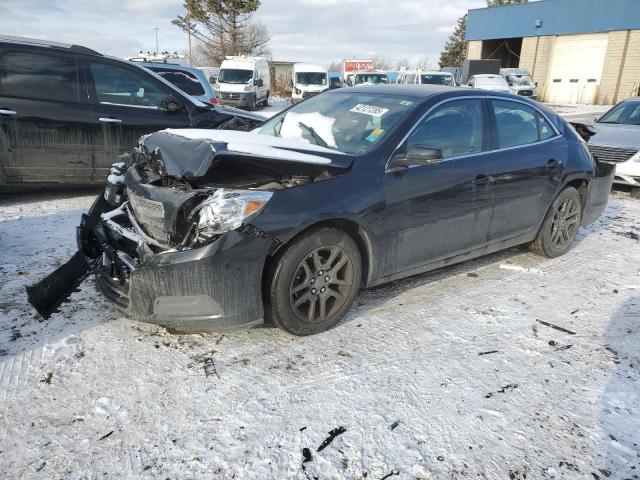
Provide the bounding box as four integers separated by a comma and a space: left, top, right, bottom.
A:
599, 101, 640, 125
296, 72, 327, 86
258, 92, 416, 154
355, 74, 388, 85
420, 74, 455, 86
218, 69, 253, 84
506, 74, 534, 86
476, 77, 508, 87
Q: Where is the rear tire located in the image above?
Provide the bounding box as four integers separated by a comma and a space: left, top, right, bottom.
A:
266, 227, 361, 336
630, 187, 640, 199
529, 186, 582, 258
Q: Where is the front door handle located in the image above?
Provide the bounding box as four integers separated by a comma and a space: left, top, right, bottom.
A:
0, 109, 17, 116
547, 159, 560, 169
98, 117, 122, 124
473, 174, 491, 186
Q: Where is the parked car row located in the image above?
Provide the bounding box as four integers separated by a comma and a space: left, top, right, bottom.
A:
0, 36, 264, 190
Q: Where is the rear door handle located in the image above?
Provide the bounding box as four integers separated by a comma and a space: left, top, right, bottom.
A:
99, 117, 122, 124
0, 109, 17, 116
547, 159, 560, 169
473, 174, 491, 186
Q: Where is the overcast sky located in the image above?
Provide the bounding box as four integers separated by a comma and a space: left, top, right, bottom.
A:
3, 0, 486, 67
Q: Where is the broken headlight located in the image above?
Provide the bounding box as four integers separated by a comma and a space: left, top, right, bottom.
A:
194, 189, 273, 241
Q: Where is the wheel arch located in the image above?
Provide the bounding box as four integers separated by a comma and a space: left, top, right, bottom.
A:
261, 218, 374, 301
564, 177, 589, 213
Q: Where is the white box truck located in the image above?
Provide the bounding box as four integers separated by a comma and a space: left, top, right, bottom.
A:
215, 56, 270, 110
291, 63, 329, 101
342, 59, 374, 86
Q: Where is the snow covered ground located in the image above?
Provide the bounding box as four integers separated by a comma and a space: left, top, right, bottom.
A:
0, 188, 639, 479
254, 95, 291, 118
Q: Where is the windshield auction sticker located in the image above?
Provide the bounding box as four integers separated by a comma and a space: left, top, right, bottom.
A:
350, 104, 389, 117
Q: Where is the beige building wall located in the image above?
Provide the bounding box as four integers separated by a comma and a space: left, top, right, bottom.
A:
518, 36, 555, 102
616, 30, 640, 102
469, 30, 640, 104
598, 31, 630, 104
467, 41, 482, 60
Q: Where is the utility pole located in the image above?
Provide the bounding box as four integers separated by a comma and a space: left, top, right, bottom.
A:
154, 27, 159, 54
187, 11, 193, 66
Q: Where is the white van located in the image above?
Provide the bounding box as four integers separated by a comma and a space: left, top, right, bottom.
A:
216, 56, 270, 110
396, 70, 456, 86
349, 71, 389, 86
292, 63, 329, 101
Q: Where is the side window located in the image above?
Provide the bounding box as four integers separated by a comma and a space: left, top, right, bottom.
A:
150, 68, 205, 96
0, 52, 80, 102
537, 112, 557, 141
492, 100, 540, 148
408, 99, 483, 159
89, 62, 169, 108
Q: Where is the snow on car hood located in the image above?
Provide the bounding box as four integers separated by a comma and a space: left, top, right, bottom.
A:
587, 123, 640, 150
138, 129, 351, 180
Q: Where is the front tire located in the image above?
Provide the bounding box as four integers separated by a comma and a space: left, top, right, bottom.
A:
529, 186, 582, 258
266, 228, 362, 336
262, 91, 269, 107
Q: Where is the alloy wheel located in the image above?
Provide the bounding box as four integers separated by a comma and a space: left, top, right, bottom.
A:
550, 198, 580, 247
289, 246, 354, 323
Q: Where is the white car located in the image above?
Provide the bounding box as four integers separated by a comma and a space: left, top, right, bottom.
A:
396, 70, 456, 86
467, 74, 511, 94
582, 97, 640, 194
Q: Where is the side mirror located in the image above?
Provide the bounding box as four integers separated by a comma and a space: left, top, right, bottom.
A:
390, 144, 443, 169
161, 97, 182, 113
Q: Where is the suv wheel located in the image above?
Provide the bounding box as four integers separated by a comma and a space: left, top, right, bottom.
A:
530, 186, 582, 258
266, 228, 361, 336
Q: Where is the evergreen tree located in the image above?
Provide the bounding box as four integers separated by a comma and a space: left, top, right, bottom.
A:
438, 14, 467, 68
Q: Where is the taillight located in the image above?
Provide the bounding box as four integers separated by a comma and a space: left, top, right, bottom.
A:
211, 97, 218, 104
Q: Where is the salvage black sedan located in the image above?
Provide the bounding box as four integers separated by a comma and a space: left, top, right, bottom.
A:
27, 85, 614, 335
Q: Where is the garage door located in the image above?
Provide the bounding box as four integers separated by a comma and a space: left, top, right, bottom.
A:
545, 33, 608, 104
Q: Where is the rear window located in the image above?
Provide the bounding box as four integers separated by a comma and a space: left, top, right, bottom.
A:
0, 52, 80, 102
492, 100, 557, 148
150, 68, 205, 96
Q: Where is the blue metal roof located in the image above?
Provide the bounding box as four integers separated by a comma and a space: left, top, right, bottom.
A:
466, 0, 640, 41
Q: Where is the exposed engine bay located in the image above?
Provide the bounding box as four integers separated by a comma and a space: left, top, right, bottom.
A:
26, 129, 352, 320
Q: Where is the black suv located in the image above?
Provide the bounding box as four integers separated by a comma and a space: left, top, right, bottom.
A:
0, 36, 263, 190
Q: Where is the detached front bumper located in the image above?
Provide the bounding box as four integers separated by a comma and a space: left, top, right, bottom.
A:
84, 200, 274, 332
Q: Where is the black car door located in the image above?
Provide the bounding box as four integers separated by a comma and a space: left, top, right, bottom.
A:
85, 60, 192, 181
0, 49, 94, 186
380, 97, 493, 276
485, 99, 566, 242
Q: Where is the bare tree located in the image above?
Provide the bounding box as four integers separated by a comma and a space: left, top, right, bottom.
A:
396, 58, 410, 70
371, 55, 392, 70
327, 61, 342, 72
173, 0, 271, 66
415, 56, 434, 70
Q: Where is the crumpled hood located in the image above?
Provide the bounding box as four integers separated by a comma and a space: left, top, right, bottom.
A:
587, 123, 640, 150
137, 129, 352, 180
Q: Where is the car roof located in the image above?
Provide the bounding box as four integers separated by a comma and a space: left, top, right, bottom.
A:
344, 84, 461, 97
473, 74, 502, 79
0, 35, 102, 56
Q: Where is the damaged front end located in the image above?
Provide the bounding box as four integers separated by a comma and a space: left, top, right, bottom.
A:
26, 129, 350, 331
